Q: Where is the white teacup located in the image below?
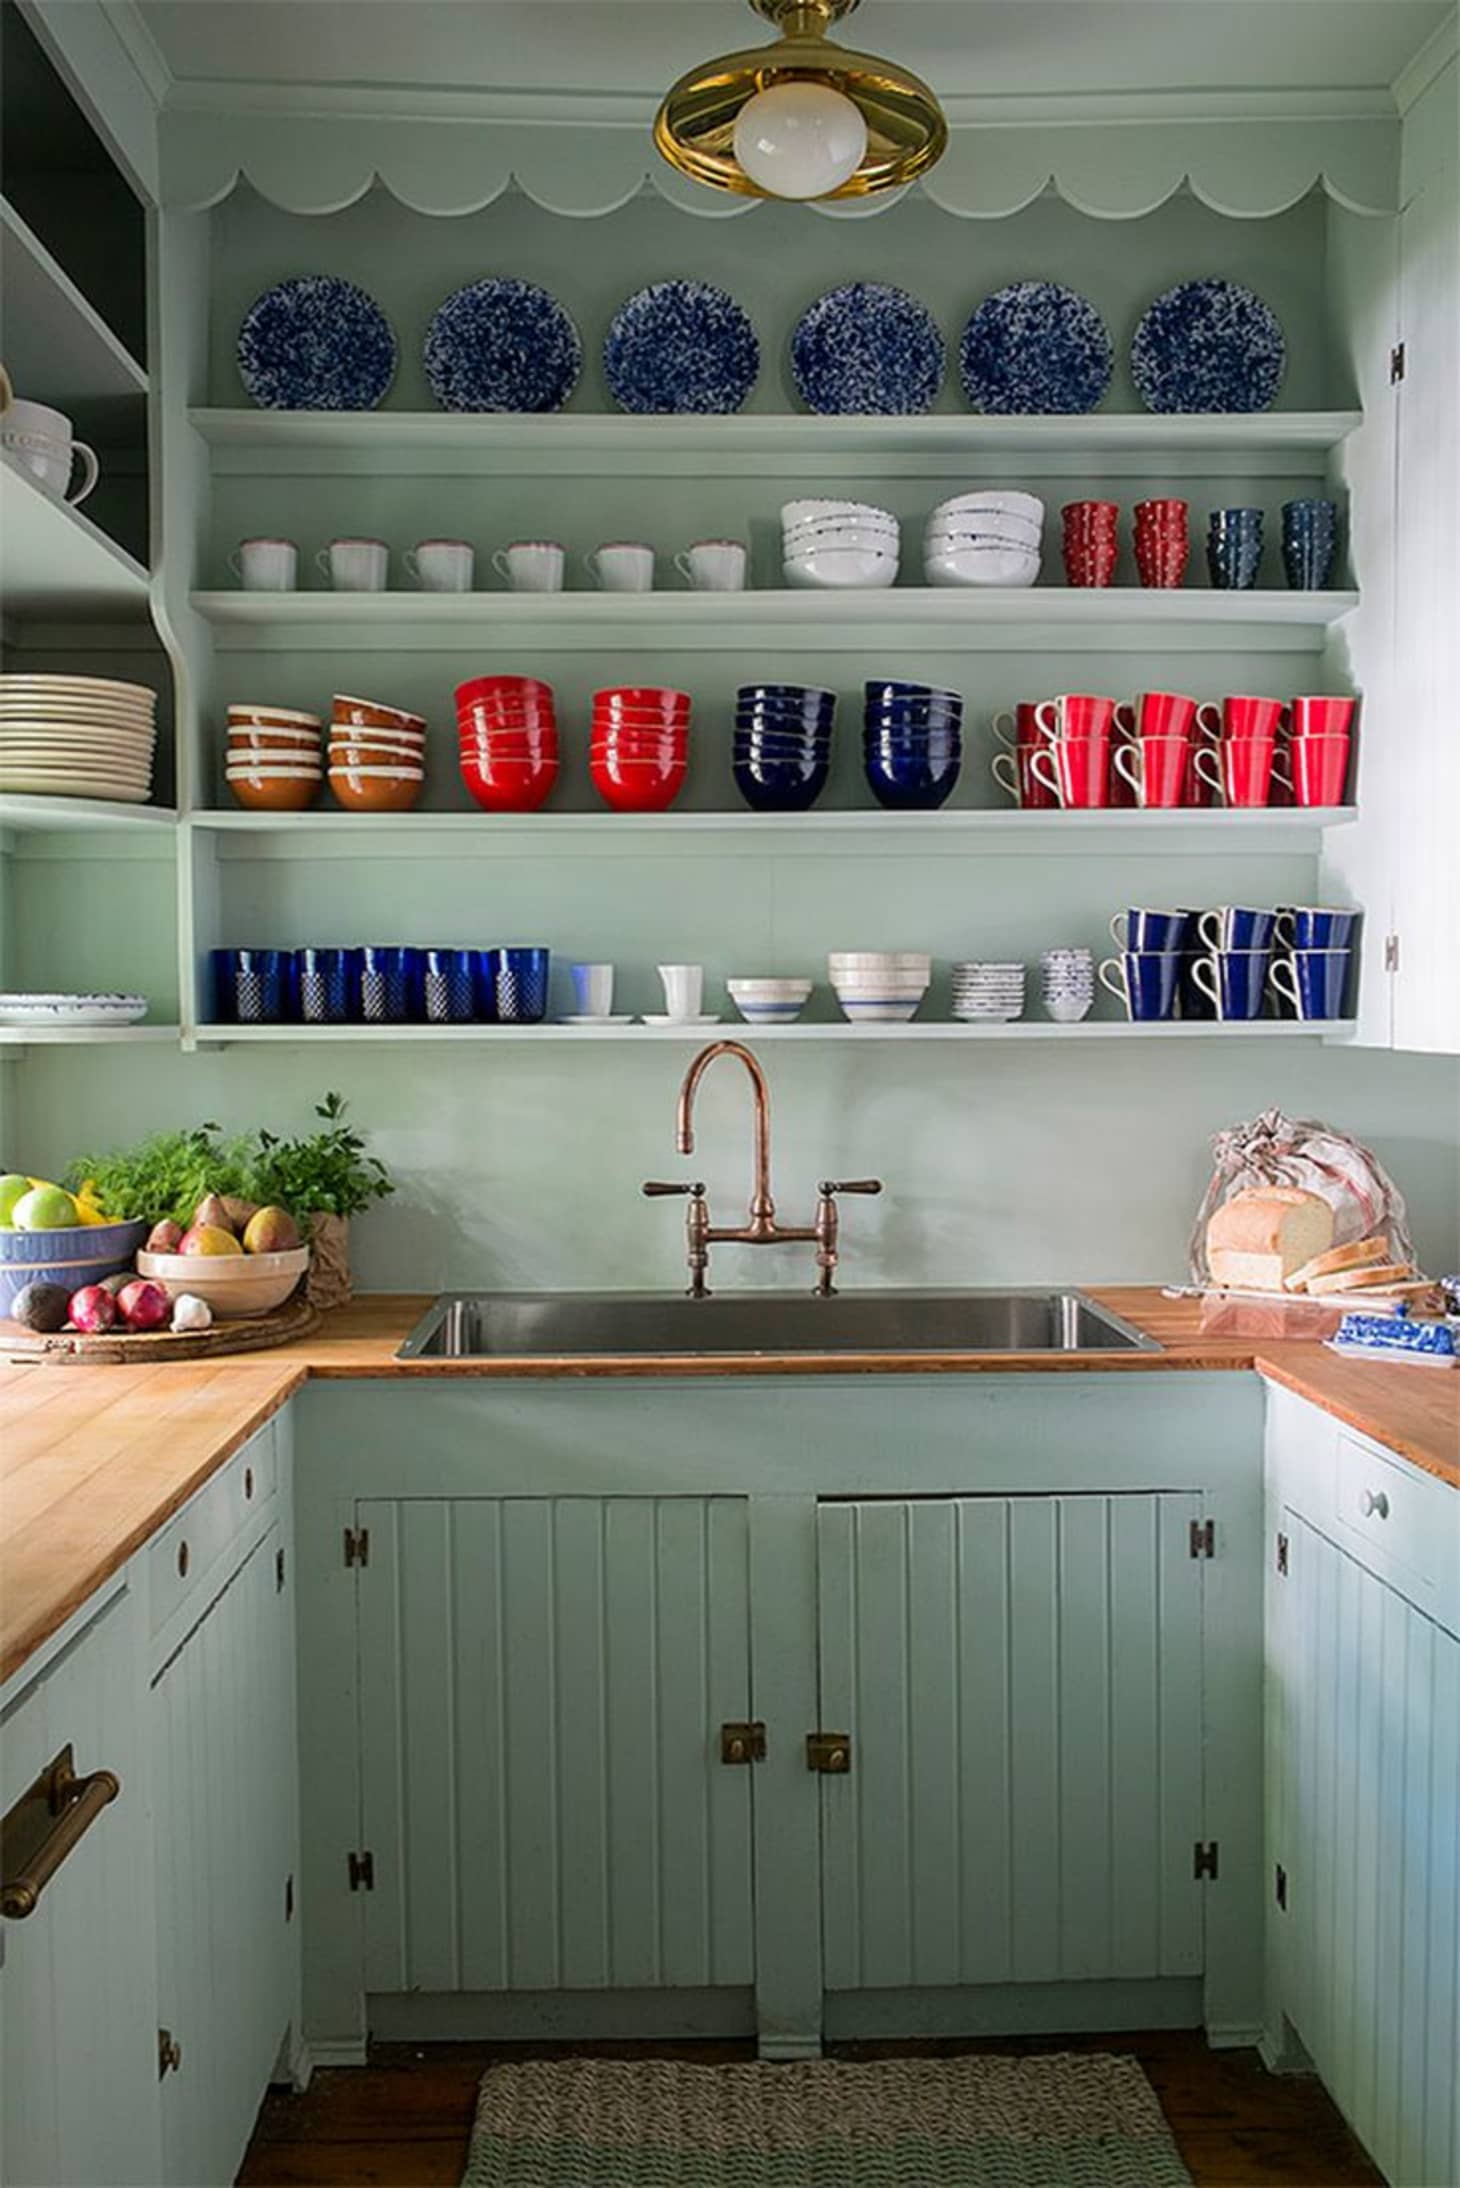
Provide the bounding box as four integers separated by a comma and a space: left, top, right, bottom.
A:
493, 541, 564, 593
1, 396, 99, 506
230, 538, 298, 590
317, 538, 389, 591
406, 539, 474, 592
657, 963, 703, 1019
571, 962, 615, 1017
587, 542, 655, 593
675, 540, 747, 592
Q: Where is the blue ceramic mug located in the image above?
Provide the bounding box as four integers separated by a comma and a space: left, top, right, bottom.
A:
1108, 907, 1193, 952
295, 947, 358, 1024
212, 946, 292, 1023
1098, 950, 1182, 1020
1281, 498, 1338, 590
422, 947, 477, 1023
1197, 905, 1277, 952
1270, 948, 1351, 1021
1206, 508, 1264, 591
1190, 948, 1271, 1021
1177, 950, 1216, 1021
357, 945, 420, 1023
480, 945, 550, 1024
1275, 904, 1359, 951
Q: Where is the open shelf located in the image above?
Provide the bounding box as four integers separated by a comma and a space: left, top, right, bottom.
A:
192, 586, 1358, 652
189, 1019, 1350, 1049
0, 1024, 176, 1048
0, 795, 178, 834
0, 195, 148, 422
0, 456, 150, 618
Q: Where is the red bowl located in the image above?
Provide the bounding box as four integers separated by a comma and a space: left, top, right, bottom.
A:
460, 753, 559, 812
456, 674, 554, 707
591, 740, 685, 760
460, 728, 560, 749
590, 757, 686, 812
592, 708, 691, 732
594, 685, 691, 709
458, 702, 558, 735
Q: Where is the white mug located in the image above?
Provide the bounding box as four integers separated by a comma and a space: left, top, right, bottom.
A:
657, 963, 703, 1019
230, 538, 298, 590
1, 396, 99, 506
571, 962, 614, 1017
493, 542, 564, 593
587, 542, 655, 593
406, 539, 474, 592
317, 538, 389, 591
675, 540, 747, 592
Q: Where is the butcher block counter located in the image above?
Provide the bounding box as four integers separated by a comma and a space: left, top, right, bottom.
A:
2, 1285, 1455, 1685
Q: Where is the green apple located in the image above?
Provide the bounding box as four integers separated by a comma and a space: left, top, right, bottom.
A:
0, 1173, 31, 1225
13, 1183, 81, 1230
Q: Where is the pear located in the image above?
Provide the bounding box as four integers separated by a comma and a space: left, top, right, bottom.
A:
179, 1223, 244, 1258
146, 1218, 184, 1254
193, 1192, 235, 1237
243, 1205, 300, 1255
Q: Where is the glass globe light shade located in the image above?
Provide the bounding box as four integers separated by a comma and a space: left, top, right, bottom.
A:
731, 79, 869, 199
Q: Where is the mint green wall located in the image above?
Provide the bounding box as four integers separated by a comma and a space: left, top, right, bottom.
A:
12, 1040, 1459, 1289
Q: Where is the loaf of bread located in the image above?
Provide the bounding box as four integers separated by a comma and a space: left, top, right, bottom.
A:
1285, 1234, 1389, 1292
1206, 1186, 1335, 1292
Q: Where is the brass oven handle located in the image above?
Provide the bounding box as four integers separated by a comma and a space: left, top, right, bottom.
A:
1, 1747, 120, 1919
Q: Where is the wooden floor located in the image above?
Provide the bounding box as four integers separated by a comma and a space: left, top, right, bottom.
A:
238, 2029, 1383, 2187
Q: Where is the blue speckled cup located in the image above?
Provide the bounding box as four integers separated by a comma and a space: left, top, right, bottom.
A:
1206, 507, 1264, 590
1281, 499, 1338, 590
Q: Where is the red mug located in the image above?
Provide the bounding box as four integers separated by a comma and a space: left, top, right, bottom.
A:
1194, 735, 1277, 807
1276, 733, 1351, 806
1287, 694, 1356, 739
1033, 693, 1116, 741
1201, 693, 1285, 741
1114, 690, 1197, 743
1061, 501, 1120, 588
1112, 735, 1192, 809
990, 747, 1056, 808
989, 702, 1046, 751
1030, 737, 1110, 809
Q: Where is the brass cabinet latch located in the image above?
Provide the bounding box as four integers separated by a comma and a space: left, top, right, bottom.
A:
158, 2029, 183, 2079
806, 1732, 851, 1774
1, 1744, 120, 1920
719, 1721, 766, 1764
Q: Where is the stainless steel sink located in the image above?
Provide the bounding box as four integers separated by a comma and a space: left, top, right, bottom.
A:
398, 1288, 1159, 1360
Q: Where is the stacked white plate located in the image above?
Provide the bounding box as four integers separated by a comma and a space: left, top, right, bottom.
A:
783, 500, 900, 591
951, 960, 1027, 1021
1041, 947, 1095, 1023
727, 978, 813, 1025
925, 491, 1044, 589
0, 990, 148, 1028
829, 951, 931, 1024
0, 674, 157, 802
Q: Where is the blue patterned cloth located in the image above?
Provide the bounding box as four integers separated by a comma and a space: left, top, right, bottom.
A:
604, 282, 759, 414
424, 280, 581, 412
791, 284, 945, 415
959, 283, 1112, 415
237, 277, 397, 411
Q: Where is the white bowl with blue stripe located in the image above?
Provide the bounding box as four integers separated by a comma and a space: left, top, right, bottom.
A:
728, 979, 813, 1025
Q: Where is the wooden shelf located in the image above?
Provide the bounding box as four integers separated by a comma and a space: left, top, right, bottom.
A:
192, 586, 1357, 652
0, 456, 150, 618
0, 796, 177, 834
189, 1019, 1350, 1049
1, 195, 147, 422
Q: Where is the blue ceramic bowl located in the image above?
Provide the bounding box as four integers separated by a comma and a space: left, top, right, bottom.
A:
734, 734, 833, 757
863, 732, 962, 759
865, 705, 964, 735
0, 1217, 149, 1314
733, 757, 829, 812
864, 680, 961, 706
864, 744, 961, 810
738, 684, 836, 707
735, 706, 836, 734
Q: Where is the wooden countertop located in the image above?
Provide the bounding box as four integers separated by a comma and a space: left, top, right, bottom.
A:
2, 1287, 1454, 1687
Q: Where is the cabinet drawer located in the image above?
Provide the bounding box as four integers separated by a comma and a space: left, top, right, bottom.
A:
1329, 1429, 1458, 1615
148, 1421, 277, 1637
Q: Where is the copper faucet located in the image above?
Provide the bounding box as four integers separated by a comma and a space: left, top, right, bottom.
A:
644, 1040, 881, 1296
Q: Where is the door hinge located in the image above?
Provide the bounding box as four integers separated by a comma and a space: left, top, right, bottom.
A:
1275, 1862, 1288, 1910
1276, 1531, 1289, 1577
1193, 1840, 1220, 1881
806, 1731, 852, 1774
157, 2028, 182, 2079
275, 1544, 286, 1592
1189, 1518, 1216, 1560
347, 1849, 374, 1892
285, 1871, 295, 1922
1390, 341, 1406, 384
719, 1720, 767, 1765
343, 1526, 370, 1568
1384, 933, 1400, 974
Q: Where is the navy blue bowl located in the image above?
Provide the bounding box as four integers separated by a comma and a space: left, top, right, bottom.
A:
864, 745, 962, 810
736, 706, 836, 733
733, 757, 829, 812
863, 732, 962, 758
735, 732, 833, 755
738, 684, 836, 707
864, 680, 962, 706
865, 706, 964, 735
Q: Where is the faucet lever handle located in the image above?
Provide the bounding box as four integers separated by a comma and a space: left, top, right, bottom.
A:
642, 1180, 706, 1198
818, 1179, 883, 1197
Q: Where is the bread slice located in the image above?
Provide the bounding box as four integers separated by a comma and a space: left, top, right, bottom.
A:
1285, 1234, 1389, 1292
1308, 1262, 1415, 1295
1206, 1188, 1335, 1292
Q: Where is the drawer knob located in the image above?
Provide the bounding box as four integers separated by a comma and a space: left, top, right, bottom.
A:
244, 1466, 254, 1501
176, 1539, 190, 1578
1360, 1488, 1390, 1521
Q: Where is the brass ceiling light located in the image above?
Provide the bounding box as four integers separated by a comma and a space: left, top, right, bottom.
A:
654, 0, 948, 203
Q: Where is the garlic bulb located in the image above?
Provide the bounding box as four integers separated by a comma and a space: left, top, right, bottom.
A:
171, 1292, 214, 1333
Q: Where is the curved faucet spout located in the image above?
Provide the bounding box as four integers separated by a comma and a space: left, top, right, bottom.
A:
677, 1040, 775, 1222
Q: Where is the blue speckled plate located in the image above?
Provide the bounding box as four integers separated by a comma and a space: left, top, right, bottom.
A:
791, 283, 945, 416
424, 279, 582, 413
237, 276, 397, 411
959, 281, 1112, 415
1131, 279, 1285, 414
604, 280, 759, 415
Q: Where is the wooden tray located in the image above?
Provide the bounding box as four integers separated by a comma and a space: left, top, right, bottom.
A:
2, 1290, 319, 1365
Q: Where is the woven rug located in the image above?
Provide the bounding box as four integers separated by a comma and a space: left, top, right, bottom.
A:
461, 2052, 1193, 2186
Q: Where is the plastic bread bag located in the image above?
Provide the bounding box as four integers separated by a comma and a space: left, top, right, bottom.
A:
1187, 1106, 1415, 1286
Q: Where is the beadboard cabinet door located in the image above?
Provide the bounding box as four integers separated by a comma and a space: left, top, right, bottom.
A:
152, 1524, 298, 2188
815, 1496, 1206, 1991
356, 1497, 755, 1994
1276, 1516, 1459, 2188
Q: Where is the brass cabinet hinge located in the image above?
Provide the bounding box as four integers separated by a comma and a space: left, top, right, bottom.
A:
1275, 1862, 1288, 1910
275, 1544, 286, 1592
285, 1871, 295, 1922
806, 1732, 852, 1774
343, 1526, 370, 1568
1193, 1840, 1220, 1881
1390, 341, 1406, 384
1384, 933, 1400, 974
1276, 1531, 1289, 1577
158, 2028, 182, 2079
1189, 1518, 1215, 1560
719, 1721, 767, 1765
347, 1849, 374, 1891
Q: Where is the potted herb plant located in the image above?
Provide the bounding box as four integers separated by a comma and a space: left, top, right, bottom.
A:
248, 1094, 394, 1309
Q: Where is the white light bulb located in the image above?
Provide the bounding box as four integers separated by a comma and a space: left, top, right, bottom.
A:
733, 80, 868, 199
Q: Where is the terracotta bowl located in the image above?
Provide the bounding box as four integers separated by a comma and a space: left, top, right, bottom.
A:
332, 694, 427, 736
328, 736, 427, 768
229, 726, 321, 757
328, 763, 424, 813
226, 764, 321, 812
227, 705, 322, 733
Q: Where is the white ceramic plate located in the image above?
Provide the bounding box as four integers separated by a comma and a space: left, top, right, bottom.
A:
0, 992, 148, 1025
557, 1014, 638, 1026
0, 696, 155, 717
0, 674, 157, 700
0, 771, 152, 800
640, 1013, 723, 1026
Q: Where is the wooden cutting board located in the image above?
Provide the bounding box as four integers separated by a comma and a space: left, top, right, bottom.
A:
2, 1291, 319, 1365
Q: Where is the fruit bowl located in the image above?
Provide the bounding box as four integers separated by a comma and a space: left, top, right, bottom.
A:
136, 1245, 309, 1319
0, 1217, 148, 1315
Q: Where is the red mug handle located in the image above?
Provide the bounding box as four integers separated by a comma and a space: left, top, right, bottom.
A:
1029, 746, 1063, 804
1194, 702, 1223, 741
1193, 747, 1226, 802
1111, 743, 1144, 803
